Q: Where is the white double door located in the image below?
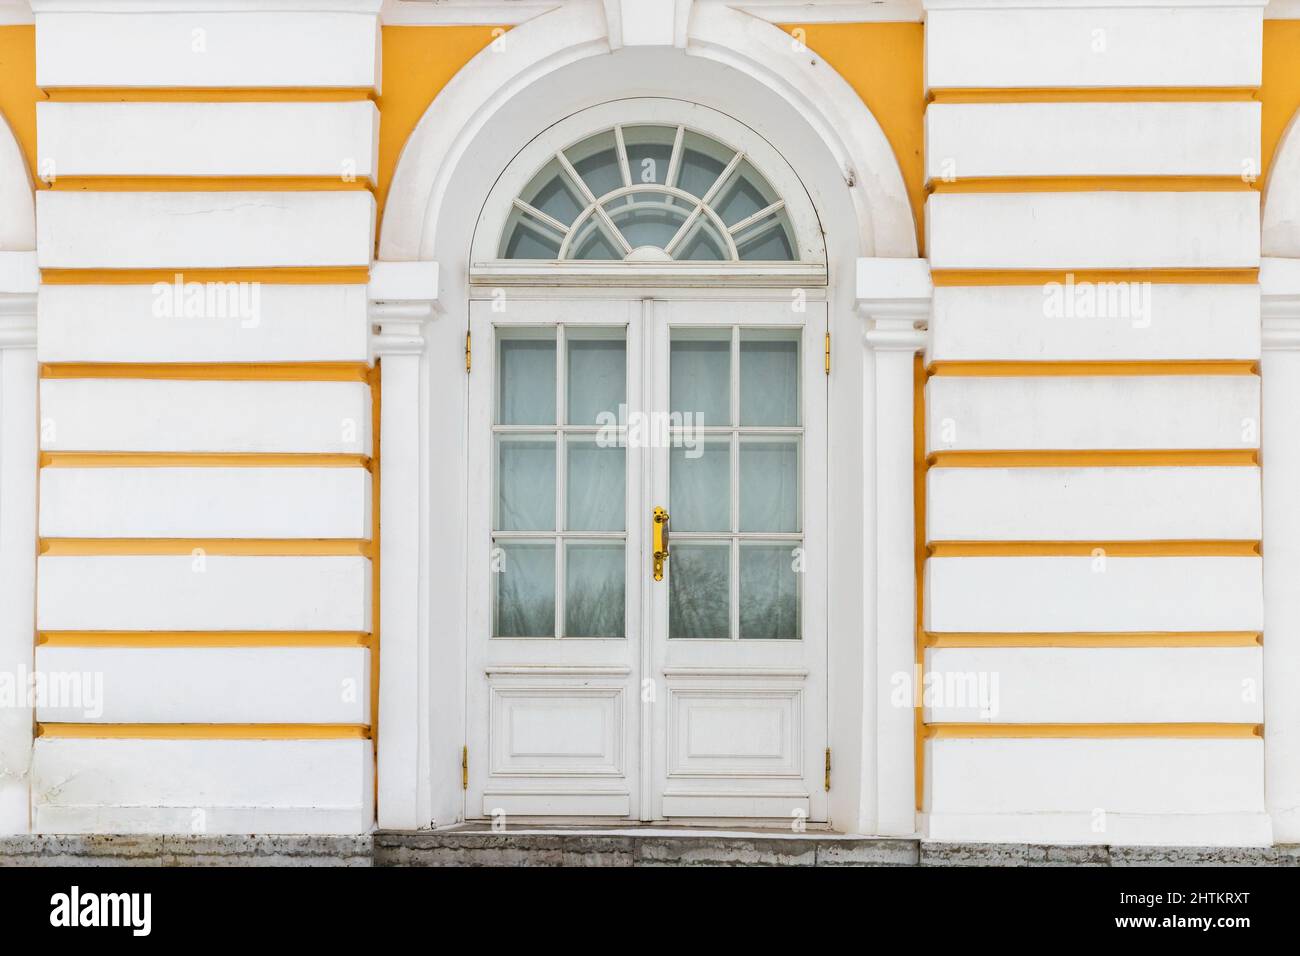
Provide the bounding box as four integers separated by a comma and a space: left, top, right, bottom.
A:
466, 295, 827, 822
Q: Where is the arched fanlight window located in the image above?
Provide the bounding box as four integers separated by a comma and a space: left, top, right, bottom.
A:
500, 124, 799, 262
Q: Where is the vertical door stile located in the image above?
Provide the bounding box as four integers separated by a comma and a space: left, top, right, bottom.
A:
639, 297, 656, 821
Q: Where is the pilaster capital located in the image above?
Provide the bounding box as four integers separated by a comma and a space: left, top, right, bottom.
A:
857, 257, 931, 353
1261, 257, 1300, 352
369, 260, 439, 358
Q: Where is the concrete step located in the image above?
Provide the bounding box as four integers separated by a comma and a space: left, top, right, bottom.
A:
374, 828, 917, 867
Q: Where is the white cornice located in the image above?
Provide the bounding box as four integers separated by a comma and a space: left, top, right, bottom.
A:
30, 1, 383, 12
0, 1, 32, 24
732, 0, 923, 22
924, 0, 1267, 8
382, 0, 561, 24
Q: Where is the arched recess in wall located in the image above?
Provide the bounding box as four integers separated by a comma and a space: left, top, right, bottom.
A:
378, 1, 917, 268
0, 110, 34, 252
371, 0, 918, 832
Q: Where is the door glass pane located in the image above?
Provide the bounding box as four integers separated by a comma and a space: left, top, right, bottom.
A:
567, 129, 622, 199
677, 130, 731, 198
736, 218, 796, 261
739, 543, 800, 640
740, 332, 799, 426
569, 216, 624, 260
670, 439, 730, 532
565, 542, 626, 637
713, 158, 780, 227
669, 542, 731, 639
497, 436, 555, 531
498, 337, 556, 425
674, 217, 728, 261
739, 437, 798, 533
605, 191, 690, 249
568, 334, 626, 426
623, 126, 675, 186
495, 541, 556, 637
670, 331, 730, 427
521, 158, 585, 225
566, 438, 625, 532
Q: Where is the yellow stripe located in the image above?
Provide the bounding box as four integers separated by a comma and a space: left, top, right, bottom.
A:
40, 452, 371, 470
42, 87, 375, 103
931, 268, 1259, 287
925, 722, 1261, 739
928, 540, 1259, 558
39, 631, 370, 648
927, 360, 1257, 378
927, 449, 1259, 468
37, 723, 371, 740
40, 362, 371, 382
39, 538, 374, 558
924, 631, 1262, 648
928, 87, 1260, 104
40, 268, 369, 286
49, 176, 374, 192
929, 176, 1256, 194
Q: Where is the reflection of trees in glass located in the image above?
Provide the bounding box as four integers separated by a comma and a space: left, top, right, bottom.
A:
740, 588, 798, 640
566, 571, 626, 638
669, 548, 730, 639
497, 575, 554, 638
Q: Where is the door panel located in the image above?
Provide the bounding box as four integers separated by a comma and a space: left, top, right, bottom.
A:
466, 296, 826, 823
649, 300, 828, 822
467, 300, 642, 819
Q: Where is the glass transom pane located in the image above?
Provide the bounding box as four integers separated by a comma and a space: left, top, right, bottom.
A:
500, 123, 798, 263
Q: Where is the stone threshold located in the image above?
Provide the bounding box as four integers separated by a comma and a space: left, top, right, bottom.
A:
1, 832, 1298, 866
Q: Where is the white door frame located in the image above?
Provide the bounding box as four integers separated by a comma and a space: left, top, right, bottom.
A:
372, 0, 923, 834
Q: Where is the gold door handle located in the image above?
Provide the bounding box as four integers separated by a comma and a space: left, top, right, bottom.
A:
653, 507, 670, 581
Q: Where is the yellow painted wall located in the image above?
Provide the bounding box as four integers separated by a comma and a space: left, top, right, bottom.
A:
781, 23, 927, 253
0, 25, 37, 182
376, 26, 504, 237
1262, 20, 1300, 195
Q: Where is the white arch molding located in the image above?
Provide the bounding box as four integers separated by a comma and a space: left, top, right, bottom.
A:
371, 0, 923, 834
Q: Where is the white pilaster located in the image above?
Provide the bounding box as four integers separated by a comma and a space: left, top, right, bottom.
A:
370, 260, 438, 830
0, 251, 37, 834
1262, 256, 1300, 842
858, 257, 931, 837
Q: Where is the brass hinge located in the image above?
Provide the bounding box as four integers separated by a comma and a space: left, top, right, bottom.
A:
824, 332, 831, 375
824, 747, 832, 791
461, 745, 468, 790
465, 331, 472, 373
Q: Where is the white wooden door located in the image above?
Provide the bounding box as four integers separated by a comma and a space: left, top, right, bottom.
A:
646, 300, 828, 822
466, 298, 644, 819
466, 295, 827, 823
